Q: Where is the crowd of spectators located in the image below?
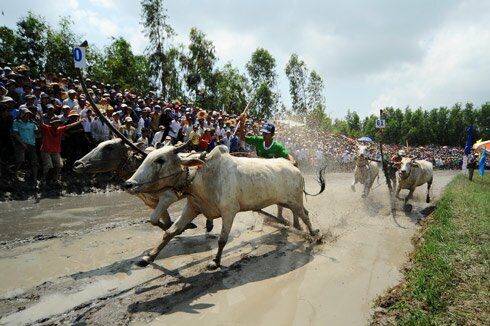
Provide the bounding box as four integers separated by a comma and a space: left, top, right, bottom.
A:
0, 64, 481, 190
273, 123, 470, 172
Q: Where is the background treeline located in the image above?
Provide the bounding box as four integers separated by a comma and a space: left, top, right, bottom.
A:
1, 2, 489, 146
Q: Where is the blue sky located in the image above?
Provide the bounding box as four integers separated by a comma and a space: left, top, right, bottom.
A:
2, 0, 490, 119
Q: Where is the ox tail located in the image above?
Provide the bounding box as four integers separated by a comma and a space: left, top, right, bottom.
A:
304, 164, 327, 197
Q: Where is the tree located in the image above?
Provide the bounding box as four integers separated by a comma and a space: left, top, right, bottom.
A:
0, 26, 18, 64
104, 37, 137, 85
246, 48, 279, 118
14, 12, 48, 76
308, 106, 333, 133
215, 63, 249, 114
345, 110, 361, 137
476, 102, 490, 140
306, 70, 326, 112
45, 16, 80, 77
285, 53, 308, 114
361, 115, 378, 141
181, 28, 217, 107
140, 0, 176, 98
163, 46, 185, 101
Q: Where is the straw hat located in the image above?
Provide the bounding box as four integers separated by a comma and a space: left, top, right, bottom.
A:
197, 110, 207, 120
67, 110, 80, 118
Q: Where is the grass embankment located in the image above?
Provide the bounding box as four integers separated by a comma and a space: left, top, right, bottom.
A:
373, 173, 490, 325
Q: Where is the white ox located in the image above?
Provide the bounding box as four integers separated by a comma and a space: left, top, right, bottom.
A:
395, 157, 433, 206
350, 145, 379, 198
124, 143, 325, 269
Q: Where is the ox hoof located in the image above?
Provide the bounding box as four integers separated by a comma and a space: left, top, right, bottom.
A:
293, 223, 303, 231
206, 220, 214, 232
186, 222, 197, 230
426, 196, 431, 203
135, 258, 151, 267
350, 185, 355, 192
361, 193, 367, 199
207, 261, 220, 270
403, 204, 413, 213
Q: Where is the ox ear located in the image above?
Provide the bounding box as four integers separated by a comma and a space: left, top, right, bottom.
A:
181, 157, 205, 168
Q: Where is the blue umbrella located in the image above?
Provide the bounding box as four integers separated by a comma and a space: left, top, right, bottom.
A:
358, 136, 373, 143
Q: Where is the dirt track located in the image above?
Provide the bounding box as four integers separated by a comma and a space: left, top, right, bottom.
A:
0, 170, 457, 325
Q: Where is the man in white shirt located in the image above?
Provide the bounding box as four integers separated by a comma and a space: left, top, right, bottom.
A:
91, 115, 111, 144
152, 125, 166, 148
63, 89, 78, 109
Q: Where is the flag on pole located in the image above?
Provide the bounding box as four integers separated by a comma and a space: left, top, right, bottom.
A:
464, 125, 473, 156
479, 148, 486, 176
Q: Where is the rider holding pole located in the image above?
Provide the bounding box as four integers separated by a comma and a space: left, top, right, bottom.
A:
237, 115, 297, 166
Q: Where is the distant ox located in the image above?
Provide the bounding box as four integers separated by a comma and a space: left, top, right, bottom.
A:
124, 143, 326, 269
350, 145, 379, 198
395, 157, 433, 207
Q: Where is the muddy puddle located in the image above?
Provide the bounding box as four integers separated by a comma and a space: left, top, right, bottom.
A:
0, 171, 458, 325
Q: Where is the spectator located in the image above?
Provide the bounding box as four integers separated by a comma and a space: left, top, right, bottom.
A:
119, 116, 136, 141
11, 108, 39, 184
151, 125, 166, 148
39, 115, 83, 185
91, 113, 111, 144
136, 128, 150, 150
63, 89, 78, 109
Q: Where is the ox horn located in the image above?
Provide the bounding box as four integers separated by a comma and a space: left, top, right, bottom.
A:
76, 63, 147, 157
173, 140, 192, 154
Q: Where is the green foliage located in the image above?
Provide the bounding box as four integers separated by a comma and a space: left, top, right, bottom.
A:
215, 63, 249, 115
140, 0, 175, 97
14, 11, 49, 76
337, 102, 490, 146
307, 106, 333, 133
246, 48, 279, 118
376, 174, 490, 325
45, 16, 80, 76
307, 70, 326, 113
0, 26, 18, 64
181, 27, 217, 107
285, 53, 308, 114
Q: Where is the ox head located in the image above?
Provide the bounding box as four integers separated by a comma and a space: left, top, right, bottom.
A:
123, 141, 203, 194
73, 138, 131, 174
399, 157, 419, 179
355, 145, 369, 166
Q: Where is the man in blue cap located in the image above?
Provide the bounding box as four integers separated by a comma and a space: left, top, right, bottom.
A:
238, 119, 297, 165
237, 117, 299, 225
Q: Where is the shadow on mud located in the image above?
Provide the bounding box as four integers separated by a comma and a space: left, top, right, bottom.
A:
70, 232, 218, 280
126, 229, 315, 316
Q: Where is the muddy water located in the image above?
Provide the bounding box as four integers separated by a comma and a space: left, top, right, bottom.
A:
0, 192, 184, 243
0, 171, 458, 325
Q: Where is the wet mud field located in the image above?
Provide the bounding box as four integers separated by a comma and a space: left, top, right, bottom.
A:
0, 171, 457, 325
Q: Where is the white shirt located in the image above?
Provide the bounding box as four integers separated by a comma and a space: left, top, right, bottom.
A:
168, 119, 181, 138
152, 130, 165, 146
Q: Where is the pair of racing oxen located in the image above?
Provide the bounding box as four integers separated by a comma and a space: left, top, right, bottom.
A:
74, 139, 326, 269
74, 139, 432, 269
350, 145, 434, 209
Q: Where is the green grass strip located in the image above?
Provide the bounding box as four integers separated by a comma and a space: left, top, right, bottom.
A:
378, 174, 490, 325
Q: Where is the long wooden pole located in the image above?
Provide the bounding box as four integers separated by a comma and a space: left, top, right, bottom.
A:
231, 98, 254, 138
378, 109, 396, 217
77, 68, 147, 156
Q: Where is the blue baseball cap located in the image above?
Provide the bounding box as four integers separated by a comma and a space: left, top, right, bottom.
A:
260, 122, 275, 134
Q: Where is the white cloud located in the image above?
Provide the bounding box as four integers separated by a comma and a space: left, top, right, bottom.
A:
88, 0, 116, 9
369, 20, 490, 113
